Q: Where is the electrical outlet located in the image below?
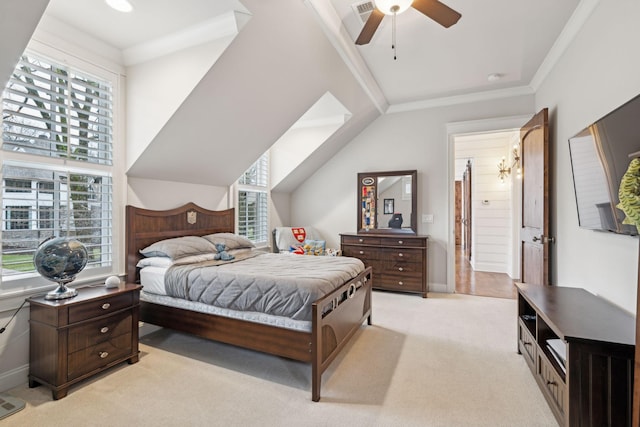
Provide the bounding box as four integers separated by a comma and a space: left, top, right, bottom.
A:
422, 214, 434, 223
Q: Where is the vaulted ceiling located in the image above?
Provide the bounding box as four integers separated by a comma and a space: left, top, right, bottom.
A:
1, 0, 588, 192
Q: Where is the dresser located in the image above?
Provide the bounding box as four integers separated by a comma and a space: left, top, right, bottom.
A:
516, 283, 635, 426
28, 283, 142, 399
341, 233, 428, 297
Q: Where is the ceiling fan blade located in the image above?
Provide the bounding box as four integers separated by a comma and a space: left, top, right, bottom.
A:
355, 9, 385, 45
412, 0, 462, 28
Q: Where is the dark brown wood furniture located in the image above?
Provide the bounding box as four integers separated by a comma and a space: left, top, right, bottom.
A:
28, 283, 141, 400
341, 232, 428, 298
516, 283, 635, 426
125, 202, 372, 402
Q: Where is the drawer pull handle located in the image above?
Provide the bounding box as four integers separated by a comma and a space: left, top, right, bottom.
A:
398, 267, 404, 271
358, 238, 363, 243
523, 342, 532, 347
398, 240, 403, 244
398, 281, 404, 286
100, 327, 109, 334
398, 253, 403, 257
359, 250, 364, 255
546, 380, 556, 386
101, 303, 111, 310
99, 351, 109, 359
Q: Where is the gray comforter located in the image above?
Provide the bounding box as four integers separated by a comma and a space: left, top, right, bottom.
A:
165, 251, 365, 321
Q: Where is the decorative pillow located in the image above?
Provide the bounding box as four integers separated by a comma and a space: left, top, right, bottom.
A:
202, 233, 255, 250
303, 239, 326, 256
139, 236, 217, 259
136, 257, 173, 268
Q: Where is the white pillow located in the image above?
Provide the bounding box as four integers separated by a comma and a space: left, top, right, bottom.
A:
136, 257, 173, 268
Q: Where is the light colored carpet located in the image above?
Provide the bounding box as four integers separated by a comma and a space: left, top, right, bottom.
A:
5, 292, 557, 426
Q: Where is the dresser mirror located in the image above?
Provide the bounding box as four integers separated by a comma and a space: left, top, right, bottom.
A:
357, 170, 417, 234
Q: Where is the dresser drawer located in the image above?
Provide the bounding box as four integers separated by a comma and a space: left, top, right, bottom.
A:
67, 333, 133, 381
381, 247, 423, 263
342, 246, 380, 261
378, 273, 423, 292
68, 311, 133, 353
341, 235, 381, 246
383, 259, 422, 275
68, 292, 133, 323
380, 237, 425, 248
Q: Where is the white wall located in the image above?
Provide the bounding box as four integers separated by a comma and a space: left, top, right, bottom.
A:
536, 0, 640, 313
290, 95, 534, 291
127, 177, 229, 211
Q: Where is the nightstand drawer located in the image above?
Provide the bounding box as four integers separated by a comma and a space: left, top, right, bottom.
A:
67, 333, 132, 381
68, 311, 132, 353
68, 292, 133, 323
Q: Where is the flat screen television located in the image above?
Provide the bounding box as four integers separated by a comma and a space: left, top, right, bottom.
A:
568, 93, 640, 236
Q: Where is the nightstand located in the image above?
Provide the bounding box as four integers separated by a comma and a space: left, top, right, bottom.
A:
27, 283, 142, 400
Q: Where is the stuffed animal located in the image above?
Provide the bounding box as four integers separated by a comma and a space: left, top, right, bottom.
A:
213, 243, 235, 261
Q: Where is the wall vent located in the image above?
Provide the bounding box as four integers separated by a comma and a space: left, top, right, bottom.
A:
352, 1, 375, 24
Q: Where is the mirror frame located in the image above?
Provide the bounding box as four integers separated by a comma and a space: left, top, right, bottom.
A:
357, 169, 417, 234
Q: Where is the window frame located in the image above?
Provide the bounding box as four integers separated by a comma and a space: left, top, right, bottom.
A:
0, 41, 125, 300
235, 152, 270, 248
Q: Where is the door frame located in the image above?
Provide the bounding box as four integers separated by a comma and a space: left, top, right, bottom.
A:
446, 114, 532, 294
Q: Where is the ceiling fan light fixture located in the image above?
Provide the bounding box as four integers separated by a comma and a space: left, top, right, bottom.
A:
105, 0, 133, 13
375, 0, 412, 15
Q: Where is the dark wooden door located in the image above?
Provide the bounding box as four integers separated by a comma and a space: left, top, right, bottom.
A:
519, 109, 551, 285
455, 181, 462, 246
462, 160, 472, 262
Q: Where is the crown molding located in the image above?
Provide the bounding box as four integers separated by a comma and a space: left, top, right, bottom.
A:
122, 10, 250, 66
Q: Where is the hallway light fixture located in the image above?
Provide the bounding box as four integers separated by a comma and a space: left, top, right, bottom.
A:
497, 144, 521, 183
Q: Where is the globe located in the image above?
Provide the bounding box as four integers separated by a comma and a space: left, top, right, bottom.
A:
34, 237, 88, 300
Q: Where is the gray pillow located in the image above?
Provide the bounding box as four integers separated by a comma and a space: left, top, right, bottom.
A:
202, 232, 255, 250
140, 236, 217, 259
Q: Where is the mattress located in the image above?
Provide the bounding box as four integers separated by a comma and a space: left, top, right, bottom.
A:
139, 252, 366, 330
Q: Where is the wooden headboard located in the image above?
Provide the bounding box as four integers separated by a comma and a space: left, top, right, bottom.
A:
125, 202, 235, 284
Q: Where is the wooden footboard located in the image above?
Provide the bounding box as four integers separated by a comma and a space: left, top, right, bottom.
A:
128, 203, 373, 401
311, 266, 373, 401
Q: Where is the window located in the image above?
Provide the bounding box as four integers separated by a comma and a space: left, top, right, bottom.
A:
237, 153, 269, 246
1, 51, 115, 288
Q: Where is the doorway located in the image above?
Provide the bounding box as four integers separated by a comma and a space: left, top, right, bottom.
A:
447, 116, 530, 299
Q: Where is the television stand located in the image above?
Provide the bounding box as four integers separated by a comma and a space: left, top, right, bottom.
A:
516, 283, 635, 426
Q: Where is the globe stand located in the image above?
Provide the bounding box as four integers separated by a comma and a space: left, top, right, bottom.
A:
45, 282, 78, 300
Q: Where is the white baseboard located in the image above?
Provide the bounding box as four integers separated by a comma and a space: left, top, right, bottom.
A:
428, 282, 449, 293
0, 364, 28, 393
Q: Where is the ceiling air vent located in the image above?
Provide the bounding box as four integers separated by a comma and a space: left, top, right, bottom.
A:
352, 1, 375, 24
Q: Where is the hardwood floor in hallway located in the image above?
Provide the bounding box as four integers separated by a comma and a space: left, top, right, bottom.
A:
455, 246, 517, 299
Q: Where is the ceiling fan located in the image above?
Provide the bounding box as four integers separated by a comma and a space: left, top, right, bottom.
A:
355, 0, 462, 46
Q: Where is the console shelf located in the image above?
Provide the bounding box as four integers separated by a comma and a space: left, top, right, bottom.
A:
516, 283, 635, 426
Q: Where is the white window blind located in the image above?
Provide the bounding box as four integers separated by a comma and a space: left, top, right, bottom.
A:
1, 163, 113, 278
3, 53, 113, 165
237, 153, 269, 245
1, 51, 115, 286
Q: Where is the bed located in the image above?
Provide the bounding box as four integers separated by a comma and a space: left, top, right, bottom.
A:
125, 202, 373, 401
